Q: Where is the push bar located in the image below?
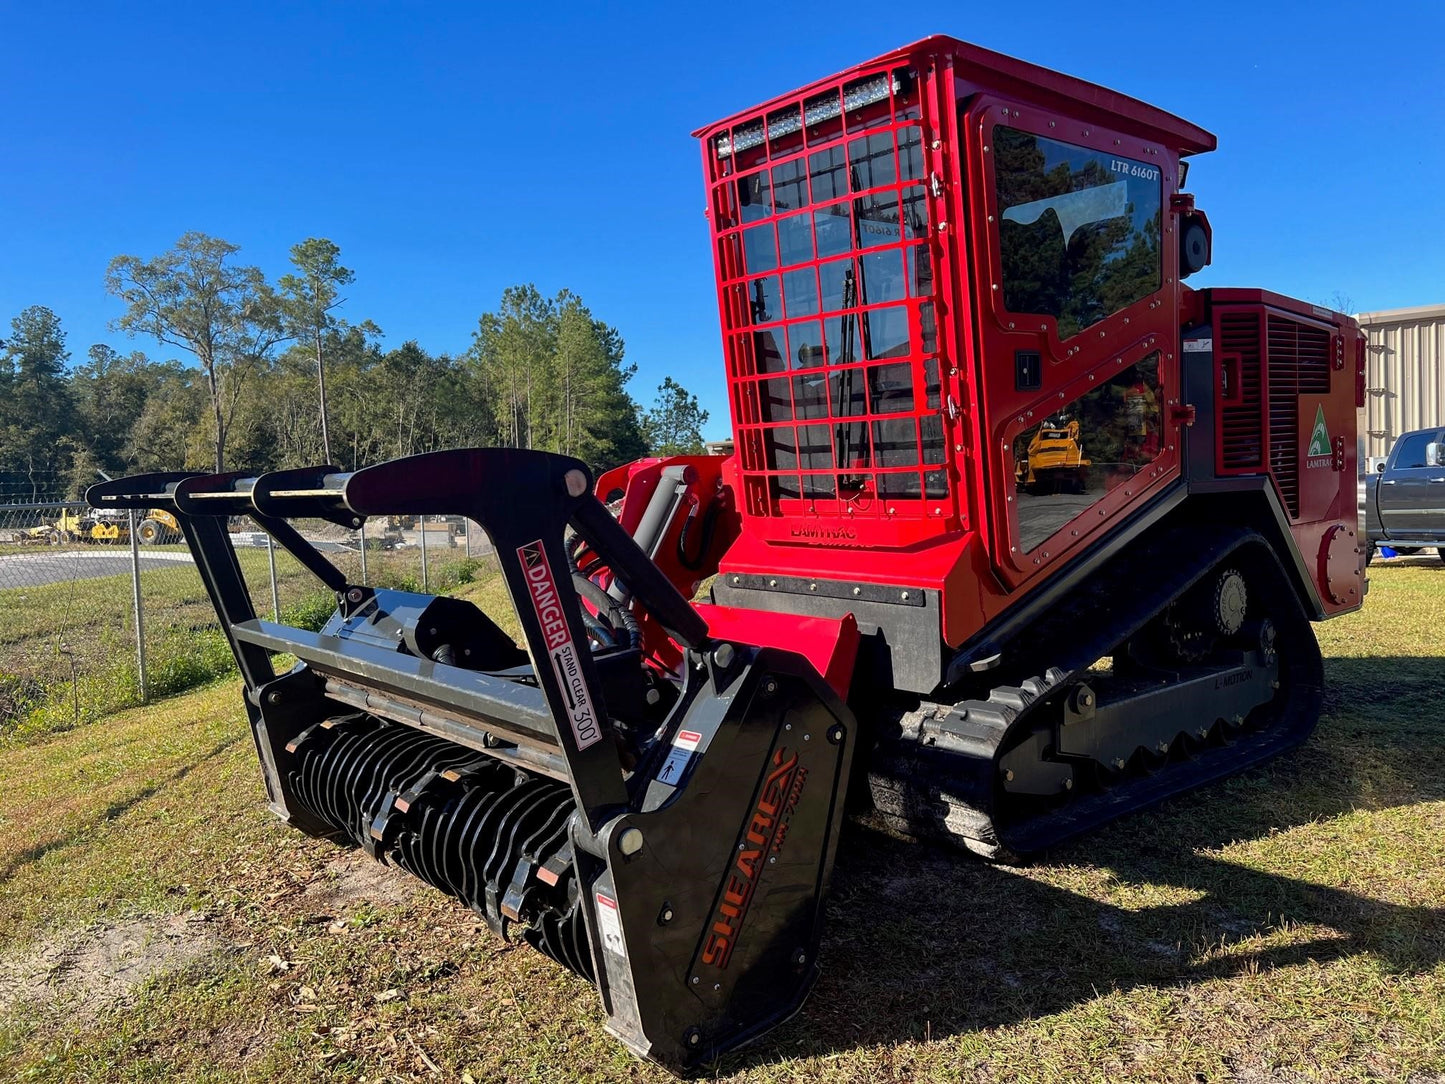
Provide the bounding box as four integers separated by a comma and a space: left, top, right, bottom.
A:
89, 449, 713, 835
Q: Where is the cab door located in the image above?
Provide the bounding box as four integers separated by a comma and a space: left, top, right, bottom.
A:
1378, 429, 1445, 540
960, 97, 1185, 587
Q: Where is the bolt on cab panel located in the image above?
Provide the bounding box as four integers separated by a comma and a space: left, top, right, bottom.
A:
960, 86, 1196, 589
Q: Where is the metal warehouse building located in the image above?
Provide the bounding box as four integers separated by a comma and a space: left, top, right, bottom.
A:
1357, 302, 1445, 459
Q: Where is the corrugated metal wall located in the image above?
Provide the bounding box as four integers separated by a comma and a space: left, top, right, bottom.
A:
1357, 303, 1445, 458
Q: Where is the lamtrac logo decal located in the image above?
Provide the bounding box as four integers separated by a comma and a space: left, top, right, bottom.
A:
517, 539, 601, 750
1307, 405, 1332, 459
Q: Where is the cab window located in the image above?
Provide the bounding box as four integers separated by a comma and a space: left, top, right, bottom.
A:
1014, 353, 1162, 551
1391, 431, 1438, 469
993, 127, 1162, 340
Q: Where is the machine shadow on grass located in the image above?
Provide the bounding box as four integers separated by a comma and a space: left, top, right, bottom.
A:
0, 735, 244, 885
727, 654, 1445, 1067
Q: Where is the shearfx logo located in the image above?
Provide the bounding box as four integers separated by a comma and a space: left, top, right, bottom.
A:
699, 746, 810, 971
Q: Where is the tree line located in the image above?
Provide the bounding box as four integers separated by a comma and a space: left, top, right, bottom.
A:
0, 232, 710, 502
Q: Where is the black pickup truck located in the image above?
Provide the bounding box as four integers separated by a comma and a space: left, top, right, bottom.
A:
1363, 425, 1445, 563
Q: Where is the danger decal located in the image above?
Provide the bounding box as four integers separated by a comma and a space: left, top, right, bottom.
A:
517, 540, 601, 751
594, 891, 627, 959
700, 746, 809, 971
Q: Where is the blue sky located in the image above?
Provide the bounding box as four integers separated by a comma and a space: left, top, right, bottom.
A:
2, 2, 1441, 439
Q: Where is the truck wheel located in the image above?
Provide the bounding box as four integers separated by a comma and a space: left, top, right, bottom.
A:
137, 519, 163, 545
1365, 543, 1374, 567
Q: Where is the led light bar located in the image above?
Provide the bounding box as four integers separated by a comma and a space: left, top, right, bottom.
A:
715, 73, 902, 160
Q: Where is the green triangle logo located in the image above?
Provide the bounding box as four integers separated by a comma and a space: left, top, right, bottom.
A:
1307, 405, 1331, 457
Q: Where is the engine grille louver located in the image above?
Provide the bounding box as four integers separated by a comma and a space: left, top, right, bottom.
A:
1218, 310, 1332, 520
1220, 312, 1263, 470
1265, 316, 1331, 518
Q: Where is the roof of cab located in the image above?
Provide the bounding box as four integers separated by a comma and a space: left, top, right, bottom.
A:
693, 34, 1217, 157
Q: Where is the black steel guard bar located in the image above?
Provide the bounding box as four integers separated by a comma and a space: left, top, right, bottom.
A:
231, 620, 561, 749
88, 449, 714, 835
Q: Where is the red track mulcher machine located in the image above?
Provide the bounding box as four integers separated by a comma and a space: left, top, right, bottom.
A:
92, 36, 1365, 1071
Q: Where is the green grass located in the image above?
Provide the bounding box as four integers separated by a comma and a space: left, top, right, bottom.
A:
0, 542, 54, 557
0, 547, 317, 737
0, 542, 495, 738
0, 563, 1441, 1081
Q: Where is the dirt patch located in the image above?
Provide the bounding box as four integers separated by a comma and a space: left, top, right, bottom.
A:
0, 912, 222, 1019
300, 850, 418, 914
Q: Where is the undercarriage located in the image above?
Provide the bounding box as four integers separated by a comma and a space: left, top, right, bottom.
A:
869, 526, 1322, 860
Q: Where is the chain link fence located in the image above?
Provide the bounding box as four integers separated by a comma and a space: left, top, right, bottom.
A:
0, 503, 500, 738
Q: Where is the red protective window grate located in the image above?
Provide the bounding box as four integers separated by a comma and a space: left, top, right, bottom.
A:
707, 69, 951, 522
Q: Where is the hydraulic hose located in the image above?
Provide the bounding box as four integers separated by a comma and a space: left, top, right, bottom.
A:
573, 572, 641, 650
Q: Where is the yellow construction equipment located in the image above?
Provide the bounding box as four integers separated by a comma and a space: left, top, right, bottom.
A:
17, 507, 182, 544
56, 508, 124, 543
1020, 418, 1092, 493
135, 509, 182, 544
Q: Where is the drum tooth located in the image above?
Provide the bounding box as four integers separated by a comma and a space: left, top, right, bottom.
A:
284, 720, 585, 976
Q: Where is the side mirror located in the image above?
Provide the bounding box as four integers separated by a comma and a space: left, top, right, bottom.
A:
1179, 213, 1212, 278
1427, 443, 1443, 468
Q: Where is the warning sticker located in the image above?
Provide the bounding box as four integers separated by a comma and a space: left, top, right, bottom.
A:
517, 540, 602, 751
1182, 338, 1213, 353
656, 729, 703, 786
594, 891, 627, 959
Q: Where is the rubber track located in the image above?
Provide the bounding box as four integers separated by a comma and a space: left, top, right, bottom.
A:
868, 525, 1324, 860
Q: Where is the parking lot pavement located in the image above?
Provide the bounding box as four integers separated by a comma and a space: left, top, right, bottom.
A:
0, 549, 196, 589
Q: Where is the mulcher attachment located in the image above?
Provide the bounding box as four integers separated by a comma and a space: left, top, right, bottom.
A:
89, 450, 856, 1069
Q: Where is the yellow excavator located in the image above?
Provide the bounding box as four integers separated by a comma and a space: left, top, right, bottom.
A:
21, 507, 182, 544
1019, 418, 1092, 494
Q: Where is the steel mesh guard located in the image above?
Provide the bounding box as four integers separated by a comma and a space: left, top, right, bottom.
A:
285, 714, 593, 980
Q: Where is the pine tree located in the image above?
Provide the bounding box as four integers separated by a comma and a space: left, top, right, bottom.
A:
0, 306, 76, 500
642, 377, 709, 456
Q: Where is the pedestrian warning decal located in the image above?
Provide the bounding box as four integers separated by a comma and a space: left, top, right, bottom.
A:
656, 728, 703, 785
1308, 405, 1331, 458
